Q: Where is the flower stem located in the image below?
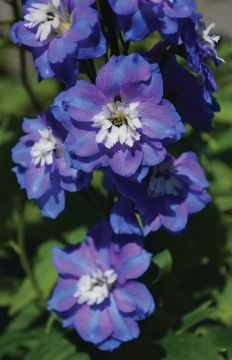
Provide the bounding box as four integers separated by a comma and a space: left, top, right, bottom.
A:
9, 0, 42, 112
97, 0, 120, 56
17, 208, 42, 299
0, 18, 14, 25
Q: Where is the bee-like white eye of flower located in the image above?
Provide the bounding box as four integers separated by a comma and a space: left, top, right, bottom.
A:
147, 163, 183, 198
73, 269, 118, 306
24, 0, 70, 41
92, 99, 142, 149
31, 128, 57, 167
202, 23, 220, 48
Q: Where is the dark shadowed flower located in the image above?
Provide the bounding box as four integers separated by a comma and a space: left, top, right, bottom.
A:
11, 0, 106, 85
52, 53, 184, 178
180, 12, 223, 104
109, 152, 212, 235
144, 41, 220, 131
48, 221, 155, 351
108, 0, 196, 42
12, 112, 91, 218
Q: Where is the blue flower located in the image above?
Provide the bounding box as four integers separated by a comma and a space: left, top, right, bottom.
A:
11, 0, 106, 85
108, 0, 196, 42
12, 112, 91, 218
109, 152, 212, 235
145, 41, 220, 131
180, 13, 223, 104
48, 221, 155, 351
52, 53, 184, 178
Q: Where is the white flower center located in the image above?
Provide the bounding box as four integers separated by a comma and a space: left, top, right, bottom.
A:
92, 100, 142, 149
73, 269, 118, 306
31, 128, 57, 167
24, 0, 70, 41
202, 23, 220, 48
147, 163, 183, 198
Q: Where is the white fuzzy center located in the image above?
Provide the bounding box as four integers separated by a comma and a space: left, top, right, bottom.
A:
92, 100, 142, 149
31, 128, 57, 166
147, 164, 183, 198
24, 0, 70, 41
202, 23, 220, 48
73, 269, 118, 306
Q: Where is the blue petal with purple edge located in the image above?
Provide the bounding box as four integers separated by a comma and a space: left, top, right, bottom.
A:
25, 166, 50, 200
37, 179, 65, 218
48, 279, 77, 312
33, 46, 55, 80
98, 338, 121, 351
109, 296, 140, 341
109, 0, 138, 15
114, 281, 155, 319
107, 147, 143, 178
74, 304, 113, 345
110, 197, 143, 236
52, 246, 94, 277
116, 248, 152, 282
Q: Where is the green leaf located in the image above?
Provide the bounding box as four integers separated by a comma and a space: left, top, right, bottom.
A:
25, 333, 91, 360
178, 301, 216, 334
63, 226, 87, 245
152, 249, 173, 278
196, 325, 232, 357
0, 329, 42, 358
7, 304, 42, 332
160, 332, 221, 360
213, 275, 232, 326
9, 240, 61, 315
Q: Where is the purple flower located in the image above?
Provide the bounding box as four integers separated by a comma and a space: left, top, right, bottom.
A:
109, 152, 212, 235
52, 53, 184, 178
11, 0, 106, 85
12, 112, 91, 219
108, 0, 196, 42
48, 221, 155, 351
180, 13, 223, 104
145, 41, 220, 131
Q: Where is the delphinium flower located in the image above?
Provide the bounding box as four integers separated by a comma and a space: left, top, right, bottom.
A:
108, 0, 196, 42
109, 152, 211, 235
11, 0, 106, 85
48, 221, 155, 351
12, 112, 92, 218
52, 53, 185, 178
180, 12, 224, 104
145, 41, 220, 131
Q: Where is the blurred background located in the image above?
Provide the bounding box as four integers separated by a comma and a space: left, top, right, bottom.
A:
1, 1, 232, 359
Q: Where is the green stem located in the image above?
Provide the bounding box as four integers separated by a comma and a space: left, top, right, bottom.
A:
10, 0, 42, 112
0, 18, 14, 25
122, 41, 130, 55
17, 209, 42, 299
97, 0, 120, 56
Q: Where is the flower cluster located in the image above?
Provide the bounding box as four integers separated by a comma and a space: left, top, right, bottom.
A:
11, 0, 222, 352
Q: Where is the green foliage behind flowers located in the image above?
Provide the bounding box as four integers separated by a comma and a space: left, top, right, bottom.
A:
1, 9, 232, 359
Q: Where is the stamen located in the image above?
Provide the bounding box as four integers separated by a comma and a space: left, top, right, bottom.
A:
92, 100, 141, 149
147, 163, 183, 198
24, 0, 71, 41
31, 128, 57, 167
73, 269, 118, 306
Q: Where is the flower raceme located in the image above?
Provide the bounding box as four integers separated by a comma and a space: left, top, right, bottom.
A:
52, 53, 185, 177
48, 221, 155, 351
109, 152, 212, 235
11, 0, 106, 85
12, 112, 91, 219
10, 0, 223, 353
108, 0, 196, 42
